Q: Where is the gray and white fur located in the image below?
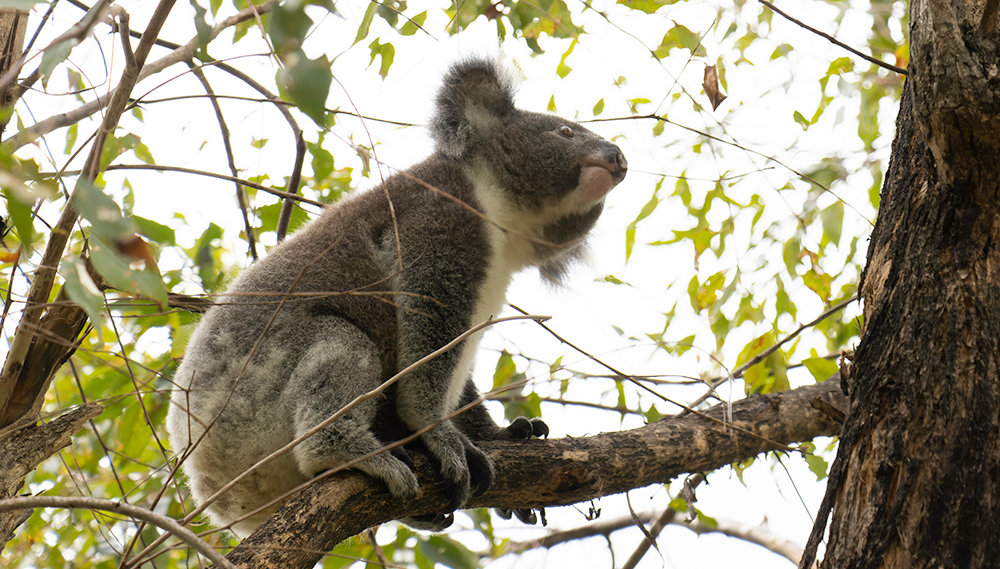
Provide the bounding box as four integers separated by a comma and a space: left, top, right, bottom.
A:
166, 58, 627, 538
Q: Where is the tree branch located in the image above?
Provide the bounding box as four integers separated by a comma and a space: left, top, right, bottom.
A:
758, 0, 908, 75
0, 495, 235, 569
223, 380, 846, 569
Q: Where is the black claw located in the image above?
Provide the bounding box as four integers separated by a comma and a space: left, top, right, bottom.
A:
513, 508, 538, 525
391, 446, 415, 470
405, 512, 454, 531
465, 444, 495, 497
530, 418, 549, 438
507, 416, 549, 440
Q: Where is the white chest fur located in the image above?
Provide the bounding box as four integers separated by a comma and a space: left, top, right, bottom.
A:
444, 168, 539, 409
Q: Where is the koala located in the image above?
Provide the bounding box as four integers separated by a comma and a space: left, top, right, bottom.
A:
166, 57, 627, 538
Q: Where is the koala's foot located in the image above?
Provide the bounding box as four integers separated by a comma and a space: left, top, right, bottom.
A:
354, 452, 421, 502
401, 512, 455, 531
505, 416, 549, 439
421, 425, 496, 511
495, 507, 545, 525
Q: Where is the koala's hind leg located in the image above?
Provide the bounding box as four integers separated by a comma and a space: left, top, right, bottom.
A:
285, 316, 420, 502
450, 379, 547, 525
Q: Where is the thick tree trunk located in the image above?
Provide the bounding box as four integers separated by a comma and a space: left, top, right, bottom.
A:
801, 1, 1000, 567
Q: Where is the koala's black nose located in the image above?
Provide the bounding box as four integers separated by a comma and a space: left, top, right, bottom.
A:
609, 146, 627, 183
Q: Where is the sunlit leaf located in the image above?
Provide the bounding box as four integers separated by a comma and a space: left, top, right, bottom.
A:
802, 356, 839, 382
277, 53, 332, 125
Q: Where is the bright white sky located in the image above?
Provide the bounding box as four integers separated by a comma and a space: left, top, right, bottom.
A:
7, 0, 901, 567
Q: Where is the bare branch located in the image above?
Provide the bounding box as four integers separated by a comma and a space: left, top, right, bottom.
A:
0, 495, 235, 568
224, 381, 846, 568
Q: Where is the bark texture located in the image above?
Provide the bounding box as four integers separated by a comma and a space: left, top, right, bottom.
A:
224, 380, 846, 569
0, 403, 103, 545
801, 1, 1000, 567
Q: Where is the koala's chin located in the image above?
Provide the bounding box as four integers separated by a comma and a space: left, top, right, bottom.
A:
166, 57, 626, 539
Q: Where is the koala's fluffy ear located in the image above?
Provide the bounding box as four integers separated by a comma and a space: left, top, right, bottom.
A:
432, 58, 516, 159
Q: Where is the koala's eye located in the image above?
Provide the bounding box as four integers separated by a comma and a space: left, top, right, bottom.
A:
558, 125, 574, 138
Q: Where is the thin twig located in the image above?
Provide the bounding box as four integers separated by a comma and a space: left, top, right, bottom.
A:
759, 0, 908, 75
189, 64, 259, 260
0, 495, 236, 569
2, 0, 280, 151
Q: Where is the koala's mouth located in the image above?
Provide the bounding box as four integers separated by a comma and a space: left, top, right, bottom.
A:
579, 157, 626, 203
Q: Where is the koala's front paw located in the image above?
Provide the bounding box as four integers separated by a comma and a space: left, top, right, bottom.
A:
506, 416, 549, 439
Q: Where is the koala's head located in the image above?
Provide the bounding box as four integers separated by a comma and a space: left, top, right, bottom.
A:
432, 58, 628, 280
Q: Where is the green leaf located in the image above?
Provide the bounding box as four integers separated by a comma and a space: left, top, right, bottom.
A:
89, 236, 168, 308
133, 141, 155, 164
119, 398, 151, 457
800, 442, 829, 480
593, 98, 604, 116
802, 268, 832, 302
64, 122, 78, 154
270, 1, 314, 56
793, 110, 810, 129
644, 404, 662, 423
277, 53, 332, 125
820, 201, 844, 248
625, 178, 662, 260
557, 39, 576, 78
671, 334, 696, 356
688, 271, 725, 313
782, 237, 801, 276
400, 11, 427, 36
40, 39, 76, 88
310, 143, 334, 181
60, 258, 104, 334
736, 331, 787, 394
189, 0, 212, 56
256, 202, 310, 235
72, 179, 134, 243
601, 274, 632, 286
770, 43, 793, 60
2, 187, 36, 247
133, 216, 176, 245
354, 1, 378, 44
617, 0, 680, 15
492, 351, 519, 390
654, 23, 707, 58
802, 356, 838, 382
731, 456, 754, 485
367, 38, 395, 79
417, 535, 478, 569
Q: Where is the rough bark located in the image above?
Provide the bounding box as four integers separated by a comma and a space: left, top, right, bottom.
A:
801, 1, 1000, 567
0, 403, 103, 545
0, 8, 26, 137
223, 380, 847, 569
